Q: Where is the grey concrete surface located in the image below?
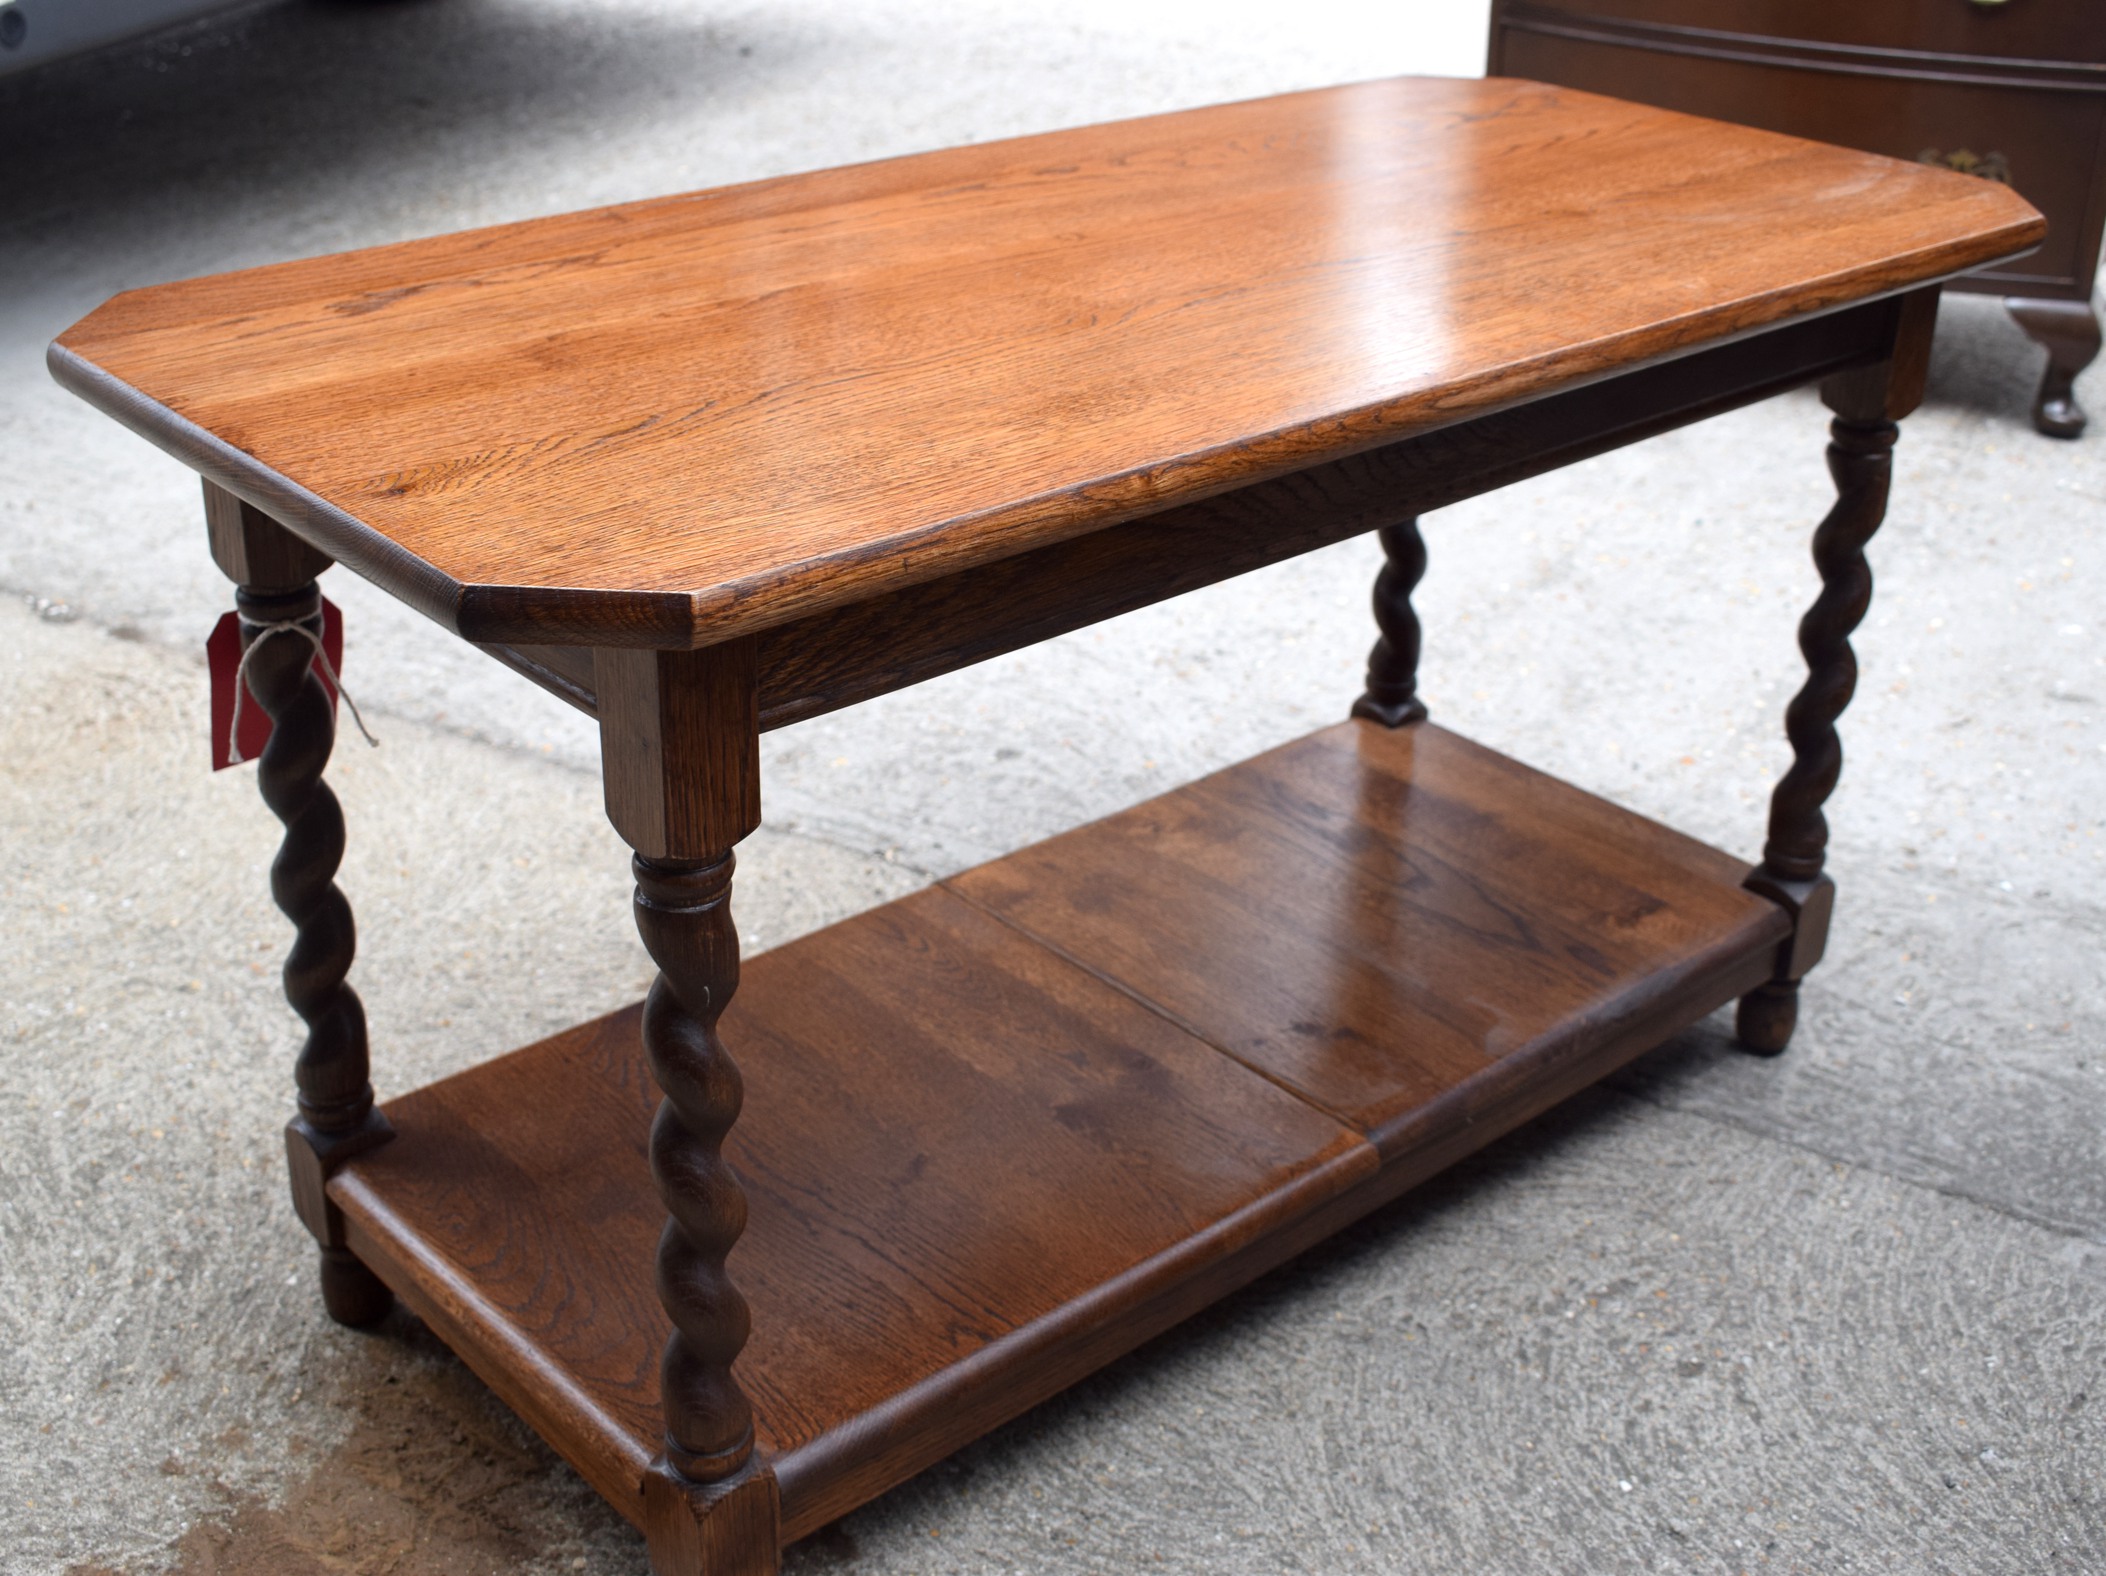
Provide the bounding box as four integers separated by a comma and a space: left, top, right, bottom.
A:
1, 2, 2101, 1572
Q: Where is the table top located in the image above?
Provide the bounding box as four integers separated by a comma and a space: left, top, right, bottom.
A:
51, 76, 2040, 650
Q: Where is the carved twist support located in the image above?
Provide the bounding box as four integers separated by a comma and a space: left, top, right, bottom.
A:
1351, 517, 1429, 727
237, 583, 393, 1324
633, 852, 757, 1486
1736, 415, 1894, 1054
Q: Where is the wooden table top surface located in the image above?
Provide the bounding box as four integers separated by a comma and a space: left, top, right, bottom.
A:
51, 76, 2040, 650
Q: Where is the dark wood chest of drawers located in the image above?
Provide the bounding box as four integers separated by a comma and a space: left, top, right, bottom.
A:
1491, 0, 2106, 434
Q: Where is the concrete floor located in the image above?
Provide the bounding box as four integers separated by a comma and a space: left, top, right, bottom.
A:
2, 2, 2102, 1572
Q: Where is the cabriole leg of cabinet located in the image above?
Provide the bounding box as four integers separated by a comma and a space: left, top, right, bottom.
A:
2007, 294, 2101, 440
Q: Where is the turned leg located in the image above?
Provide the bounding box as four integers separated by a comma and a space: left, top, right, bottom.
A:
2006, 294, 2101, 439
595, 641, 780, 1576
1734, 418, 1884, 1052
633, 851, 781, 1571
1737, 291, 1936, 1055
1351, 517, 1429, 727
206, 481, 393, 1322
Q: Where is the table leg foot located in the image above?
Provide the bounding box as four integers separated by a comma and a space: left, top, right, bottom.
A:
1733, 871, 1831, 1058
285, 1110, 394, 1324
1734, 980, 1798, 1056
318, 1246, 393, 1327
644, 1457, 780, 1576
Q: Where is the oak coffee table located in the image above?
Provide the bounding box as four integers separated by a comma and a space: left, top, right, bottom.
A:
52, 77, 2040, 1574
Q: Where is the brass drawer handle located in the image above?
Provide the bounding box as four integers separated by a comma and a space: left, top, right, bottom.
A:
1919, 147, 2012, 183
1968, 0, 2012, 8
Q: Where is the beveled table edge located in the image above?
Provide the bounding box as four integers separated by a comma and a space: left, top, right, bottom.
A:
46, 220, 2044, 654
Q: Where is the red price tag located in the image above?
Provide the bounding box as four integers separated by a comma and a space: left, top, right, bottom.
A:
206, 598, 343, 771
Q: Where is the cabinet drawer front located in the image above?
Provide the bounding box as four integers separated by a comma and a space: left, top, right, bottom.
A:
1501, 1, 2106, 68
1499, 31, 2102, 287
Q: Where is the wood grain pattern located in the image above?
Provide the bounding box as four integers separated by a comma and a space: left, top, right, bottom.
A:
1490, 0, 2105, 435
595, 643, 761, 859
477, 640, 596, 714
1492, 3, 2102, 292
205, 478, 332, 591
332, 886, 1373, 1537
950, 722, 1788, 1162
644, 1460, 778, 1576
462, 298, 1906, 730
52, 78, 2040, 650
329, 723, 1782, 1547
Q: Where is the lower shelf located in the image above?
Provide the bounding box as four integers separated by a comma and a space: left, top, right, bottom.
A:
329, 720, 1788, 1546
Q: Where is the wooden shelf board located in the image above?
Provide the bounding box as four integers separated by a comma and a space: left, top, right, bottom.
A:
953, 721, 1790, 1161
332, 888, 1375, 1539
329, 722, 1786, 1547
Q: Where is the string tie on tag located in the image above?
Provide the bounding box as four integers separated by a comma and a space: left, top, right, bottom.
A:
227, 621, 380, 766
